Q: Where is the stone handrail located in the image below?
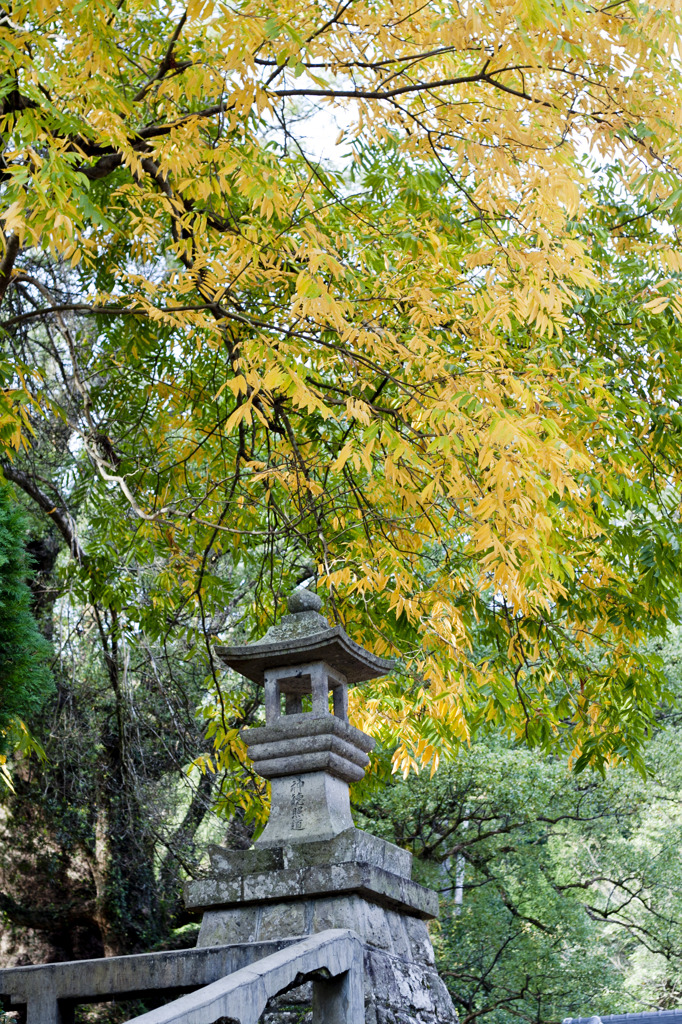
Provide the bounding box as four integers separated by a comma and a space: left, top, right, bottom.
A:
0, 938, 297, 1024
123, 928, 364, 1024
0, 929, 364, 1024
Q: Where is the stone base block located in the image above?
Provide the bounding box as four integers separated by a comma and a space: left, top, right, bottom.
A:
197, 894, 434, 967
206, 828, 412, 879
365, 946, 457, 1024
259, 948, 457, 1024
188, 826, 457, 1023
184, 828, 437, 920
196, 893, 457, 1022
187, 859, 438, 921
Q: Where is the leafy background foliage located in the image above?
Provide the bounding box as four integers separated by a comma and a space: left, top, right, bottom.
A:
2, 0, 682, 769
2, 1, 682, 1019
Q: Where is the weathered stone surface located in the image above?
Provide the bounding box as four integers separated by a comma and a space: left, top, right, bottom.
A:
186, 859, 438, 920
258, 771, 357, 844
402, 916, 435, 965
217, 620, 393, 686
201, 906, 262, 946
122, 929, 365, 1024
287, 590, 323, 614
257, 903, 308, 942
237, 947, 458, 1024
264, 659, 348, 727
208, 844, 281, 879
258, 750, 366, 785
363, 947, 457, 1024
242, 714, 375, 756
247, 727, 371, 775
0, 940, 297, 1024
311, 897, 394, 955
196, 894, 437, 966
205, 828, 412, 880
244, 718, 373, 792
216, 585, 391, 689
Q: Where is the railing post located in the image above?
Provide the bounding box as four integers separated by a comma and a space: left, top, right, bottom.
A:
312, 942, 364, 1024
25, 991, 71, 1024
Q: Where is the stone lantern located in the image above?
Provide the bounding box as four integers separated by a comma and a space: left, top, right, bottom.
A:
184, 589, 457, 1024
216, 588, 390, 847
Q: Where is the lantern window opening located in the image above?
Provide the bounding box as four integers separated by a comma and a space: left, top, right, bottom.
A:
263, 660, 349, 725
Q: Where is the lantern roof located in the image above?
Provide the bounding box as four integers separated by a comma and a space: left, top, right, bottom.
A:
216, 588, 394, 685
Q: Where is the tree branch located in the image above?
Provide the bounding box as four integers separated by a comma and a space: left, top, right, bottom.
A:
1, 461, 87, 563
0, 234, 20, 306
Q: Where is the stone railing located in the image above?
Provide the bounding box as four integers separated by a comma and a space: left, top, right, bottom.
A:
0, 930, 362, 1024
123, 929, 364, 1024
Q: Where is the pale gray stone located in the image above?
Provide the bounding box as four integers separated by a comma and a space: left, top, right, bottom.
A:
121, 929, 365, 1024
242, 714, 374, 789
308, 897, 391, 953
257, 749, 366, 785
185, 861, 439, 920
246, 729, 371, 767
208, 844, 282, 878
216, 618, 393, 686
197, 908, 263, 947
257, 771, 355, 845
356, 901, 397, 953
254, 946, 458, 1024
403, 916, 436, 967
195, 894, 436, 958
364, 947, 456, 1024
317, 828, 410, 876
384, 911, 411, 959
257, 903, 307, 943
242, 715, 374, 753
0, 940, 297, 1024
247, 730, 371, 775
206, 828, 412, 881
287, 590, 323, 614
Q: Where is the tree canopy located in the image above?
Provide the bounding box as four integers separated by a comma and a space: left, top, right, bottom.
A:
2, 0, 682, 773
356, 688, 682, 1023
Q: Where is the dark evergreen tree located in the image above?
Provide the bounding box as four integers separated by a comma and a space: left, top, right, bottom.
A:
0, 483, 53, 752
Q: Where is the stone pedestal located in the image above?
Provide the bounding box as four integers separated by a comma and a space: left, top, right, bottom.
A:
185, 828, 457, 1024
194, 588, 458, 1023
243, 713, 374, 846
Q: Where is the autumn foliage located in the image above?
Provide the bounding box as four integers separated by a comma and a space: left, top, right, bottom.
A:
2, 0, 682, 774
